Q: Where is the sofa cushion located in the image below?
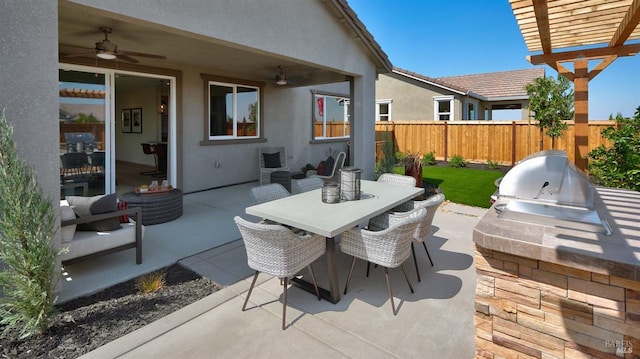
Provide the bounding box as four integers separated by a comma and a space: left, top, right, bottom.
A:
263, 152, 281, 168
324, 155, 335, 175
67, 194, 122, 231
60, 201, 76, 243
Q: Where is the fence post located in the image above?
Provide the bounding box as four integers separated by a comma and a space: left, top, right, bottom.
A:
444, 121, 448, 162
511, 121, 516, 166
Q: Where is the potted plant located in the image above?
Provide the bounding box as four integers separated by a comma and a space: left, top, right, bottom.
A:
403, 151, 423, 188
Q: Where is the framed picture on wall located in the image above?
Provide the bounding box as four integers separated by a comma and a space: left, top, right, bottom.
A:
131, 108, 142, 133
121, 109, 131, 133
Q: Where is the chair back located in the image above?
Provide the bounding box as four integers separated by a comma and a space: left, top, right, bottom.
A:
141, 143, 155, 155
234, 216, 325, 277
326, 151, 347, 177
392, 194, 445, 242
377, 173, 416, 187
344, 208, 426, 268
291, 177, 324, 194
251, 183, 290, 204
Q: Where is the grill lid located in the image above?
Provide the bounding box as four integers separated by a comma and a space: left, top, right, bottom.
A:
495, 151, 611, 235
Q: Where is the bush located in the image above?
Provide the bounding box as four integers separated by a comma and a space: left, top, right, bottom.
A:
378, 129, 395, 174
486, 159, 500, 171
0, 111, 62, 338
448, 155, 466, 168
588, 107, 640, 191
422, 151, 436, 166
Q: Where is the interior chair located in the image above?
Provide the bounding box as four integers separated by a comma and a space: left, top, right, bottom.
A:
140, 143, 160, 175
250, 183, 290, 204
258, 146, 289, 185
369, 194, 445, 282
341, 208, 426, 315
291, 177, 325, 194
234, 216, 325, 330
151, 143, 168, 178
377, 173, 417, 187
60, 152, 89, 182
306, 151, 347, 182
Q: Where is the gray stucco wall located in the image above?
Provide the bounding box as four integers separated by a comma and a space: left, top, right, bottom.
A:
1, 1, 61, 289
0, 2, 60, 196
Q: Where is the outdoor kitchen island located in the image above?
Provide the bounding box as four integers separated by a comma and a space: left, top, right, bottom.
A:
472, 153, 640, 358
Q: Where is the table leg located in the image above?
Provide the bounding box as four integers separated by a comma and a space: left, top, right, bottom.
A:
291, 236, 341, 304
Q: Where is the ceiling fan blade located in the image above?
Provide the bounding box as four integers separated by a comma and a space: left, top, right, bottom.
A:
117, 50, 166, 59
115, 54, 139, 63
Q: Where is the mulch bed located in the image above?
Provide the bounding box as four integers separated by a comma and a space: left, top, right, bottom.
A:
0, 264, 218, 359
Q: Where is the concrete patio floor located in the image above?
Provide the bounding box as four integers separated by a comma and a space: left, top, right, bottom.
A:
60, 183, 486, 358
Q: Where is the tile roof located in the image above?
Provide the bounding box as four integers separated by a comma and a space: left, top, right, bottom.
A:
436, 68, 545, 99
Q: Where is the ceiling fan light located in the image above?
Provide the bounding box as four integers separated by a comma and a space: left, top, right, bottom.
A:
276, 74, 288, 85
97, 51, 116, 60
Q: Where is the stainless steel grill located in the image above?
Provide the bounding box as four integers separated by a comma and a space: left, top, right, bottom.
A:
494, 151, 611, 235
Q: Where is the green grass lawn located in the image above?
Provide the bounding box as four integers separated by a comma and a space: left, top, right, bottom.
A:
394, 166, 503, 208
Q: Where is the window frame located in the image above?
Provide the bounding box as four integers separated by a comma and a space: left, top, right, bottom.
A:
434, 96, 454, 121
311, 90, 350, 141
376, 99, 392, 122
200, 73, 264, 145
465, 99, 479, 120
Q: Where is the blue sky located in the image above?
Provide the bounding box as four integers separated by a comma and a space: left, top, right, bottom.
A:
348, 0, 640, 120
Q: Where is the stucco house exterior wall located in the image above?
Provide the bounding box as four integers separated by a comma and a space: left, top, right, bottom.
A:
376, 67, 543, 122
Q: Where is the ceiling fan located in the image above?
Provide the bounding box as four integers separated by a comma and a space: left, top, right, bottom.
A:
61, 26, 166, 64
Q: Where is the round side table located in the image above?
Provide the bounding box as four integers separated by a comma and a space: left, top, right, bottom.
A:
121, 189, 183, 225
270, 171, 292, 192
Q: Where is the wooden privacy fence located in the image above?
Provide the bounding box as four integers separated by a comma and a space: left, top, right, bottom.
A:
375, 121, 615, 166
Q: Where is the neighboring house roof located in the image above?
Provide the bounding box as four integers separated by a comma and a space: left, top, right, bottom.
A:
391, 67, 545, 101
437, 68, 545, 101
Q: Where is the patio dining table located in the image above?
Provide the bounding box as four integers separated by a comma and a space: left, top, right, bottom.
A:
245, 179, 423, 303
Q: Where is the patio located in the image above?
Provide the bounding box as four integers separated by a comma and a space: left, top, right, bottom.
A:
58, 183, 485, 358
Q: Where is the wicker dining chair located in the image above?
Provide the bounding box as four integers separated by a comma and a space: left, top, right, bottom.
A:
341, 208, 426, 315
369, 194, 445, 282
234, 216, 325, 330
291, 177, 325, 194
377, 173, 417, 187
250, 183, 290, 204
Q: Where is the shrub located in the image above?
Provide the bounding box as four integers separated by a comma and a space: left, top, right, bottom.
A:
0, 111, 62, 338
588, 107, 640, 191
486, 159, 500, 171
448, 155, 466, 168
135, 271, 166, 294
422, 151, 436, 166
379, 129, 395, 174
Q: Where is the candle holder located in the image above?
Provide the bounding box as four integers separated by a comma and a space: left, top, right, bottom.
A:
322, 182, 340, 204
340, 167, 361, 201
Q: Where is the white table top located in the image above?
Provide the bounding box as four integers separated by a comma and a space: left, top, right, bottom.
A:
246, 180, 424, 237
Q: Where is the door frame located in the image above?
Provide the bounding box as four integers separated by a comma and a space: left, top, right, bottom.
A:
59, 63, 177, 194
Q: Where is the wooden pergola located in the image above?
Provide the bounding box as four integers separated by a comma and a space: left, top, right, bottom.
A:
509, 0, 640, 171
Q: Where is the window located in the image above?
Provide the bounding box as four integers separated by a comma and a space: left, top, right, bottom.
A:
312, 90, 349, 140
465, 100, 478, 120
434, 96, 454, 121
207, 81, 259, 140
376, 100, 392, 121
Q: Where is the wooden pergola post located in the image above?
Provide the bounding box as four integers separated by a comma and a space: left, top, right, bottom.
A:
573, 59, 589, 171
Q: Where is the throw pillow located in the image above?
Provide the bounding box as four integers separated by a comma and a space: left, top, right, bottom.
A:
317, 161, 326, 176
60, 201, 76, 243
324, 156, 335, 176
67, 194, 121, 232
263, 152, 281, 168
117, 200, 129, 223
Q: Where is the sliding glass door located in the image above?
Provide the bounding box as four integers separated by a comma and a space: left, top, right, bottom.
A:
59, 68, 109, 196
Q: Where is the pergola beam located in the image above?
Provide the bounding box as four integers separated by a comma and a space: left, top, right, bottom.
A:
532, 0, 552, 53
527, 43, 640, 65
610, 0, 640, 46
